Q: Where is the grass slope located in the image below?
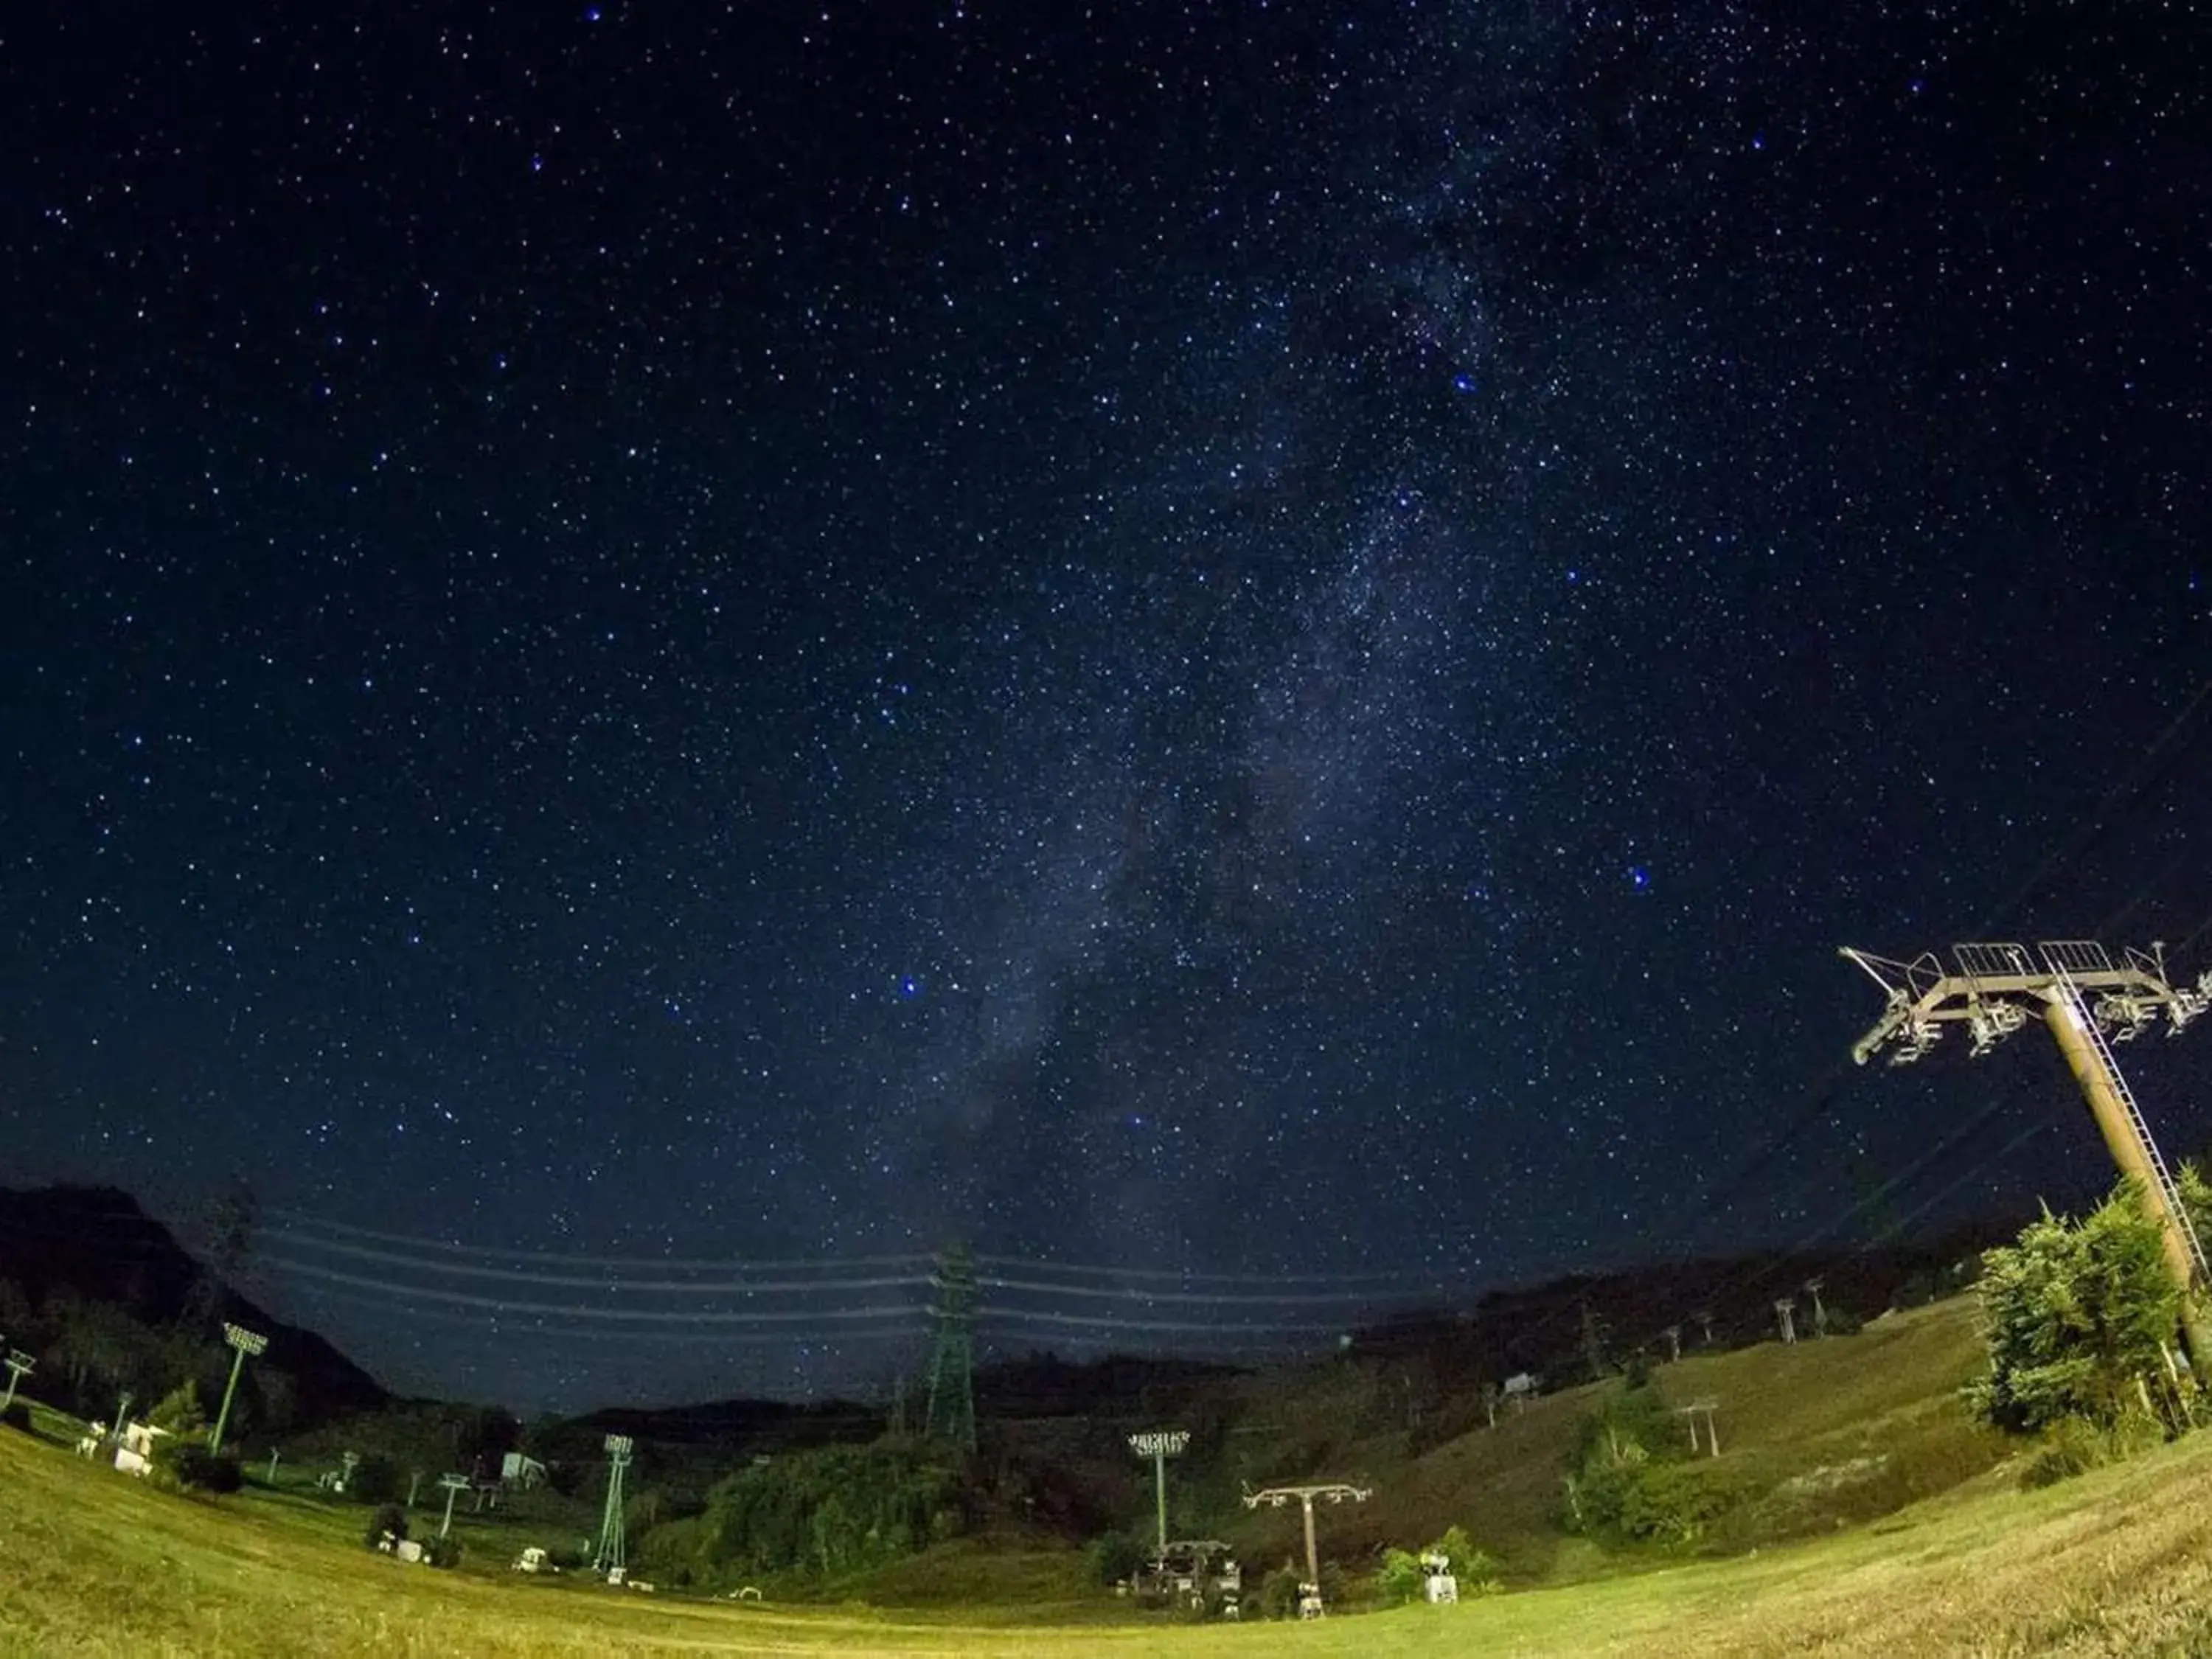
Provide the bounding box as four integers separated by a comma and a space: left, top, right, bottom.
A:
1221, 1295, 2011, 1582
9, 1406, 2212, 1656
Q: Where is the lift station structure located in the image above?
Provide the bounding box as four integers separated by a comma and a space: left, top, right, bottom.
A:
1842, 939, 2212, 1360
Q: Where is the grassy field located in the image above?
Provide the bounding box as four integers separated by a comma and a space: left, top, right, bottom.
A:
10, 1366, 2212, 1655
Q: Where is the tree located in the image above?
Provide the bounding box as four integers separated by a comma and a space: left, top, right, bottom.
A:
1562, 1381, 1736, 1545
1969, 1180, 2180, 1434
150, 1380, 206, 1439
46, 1299, 159, 1409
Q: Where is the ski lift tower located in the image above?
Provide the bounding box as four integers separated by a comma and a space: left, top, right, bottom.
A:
1242, 1480, 1372, 1616
1840, 939, 2212, 1363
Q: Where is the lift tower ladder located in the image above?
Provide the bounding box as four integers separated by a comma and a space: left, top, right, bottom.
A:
2040, 942, 2210, 1283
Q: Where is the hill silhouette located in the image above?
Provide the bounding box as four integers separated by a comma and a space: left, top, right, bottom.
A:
0, 1183, 386, 1425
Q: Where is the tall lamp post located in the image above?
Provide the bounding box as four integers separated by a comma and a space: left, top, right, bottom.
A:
1126, 1428, 1189, 1554
208, 1323, 268, 1455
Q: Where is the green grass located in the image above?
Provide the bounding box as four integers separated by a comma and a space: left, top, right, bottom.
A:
1220, 1296, 2012, 1581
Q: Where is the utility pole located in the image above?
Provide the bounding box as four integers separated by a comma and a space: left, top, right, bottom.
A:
924, 1245, 978, 1455
1242, 1481, 1372, 1617
1843, 939, 2212, 1365
594, 1433, 634, 1579
207, 1322, 267, 1455
1127, 1429, 1190, 1554
436, 1473, 471, 1539
1, 1350, 34, 1413
1773, 1299, 1797, 1345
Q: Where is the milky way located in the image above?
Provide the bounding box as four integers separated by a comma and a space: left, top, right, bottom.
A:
3, 3, 2208, 1407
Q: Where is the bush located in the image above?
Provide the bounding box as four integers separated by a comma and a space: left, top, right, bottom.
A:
1259, 1565, 1303, 1620
422, 1534, 462, 1569
148, 1380, 206, 1439
1430, 1525, 1501, 1595
0, 1402, 29, 1433
364, 1503, 408, 1551
1614, 1458, 1736, 1543
170, 1446, 244, 1492
634, 1516, 706, 1586
348, 1453, 403, 1506
1374, 1548, 1425, 1604
1564, 1382, 1744, 1545
1971, 1185, 2179, 1433
690, 1441, 962, 1583
1085, 1528, 1147, 1587
2020, 1411, 2166, 1490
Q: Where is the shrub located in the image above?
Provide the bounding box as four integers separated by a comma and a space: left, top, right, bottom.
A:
0, 1402, 29, 1433
1614, 1458, 1736, 1543
2020, 1411, 2166, 1490
2020, 1418, 2106, 1489
1259, 1565, 1303, 1619
348, 1453, 402, 1506
1374, 1548, 1425, 1604
634, 1516, 706, 1586
422, 1534, 462, 1569
1085, 1528, 1147, 1587
170, 1446, 243, 1492
1564, 1382, 1744, 1545
1970, 1185, 2178, 1433
1430, 1525, 1502, 1594
148, 1381, 206, 1439
691, 1441, 962, 1583
364, 1503, 408, 1551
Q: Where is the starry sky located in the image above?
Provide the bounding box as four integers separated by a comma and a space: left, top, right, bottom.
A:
4, 1, 2209, 1411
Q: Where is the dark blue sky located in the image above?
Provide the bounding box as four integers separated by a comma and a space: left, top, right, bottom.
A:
3, 1, 2208, 1409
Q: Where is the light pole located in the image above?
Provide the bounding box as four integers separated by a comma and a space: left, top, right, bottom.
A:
1126, 1429, 1189, 1554
594, 1433, 636, 1580
208, 1323, 268, 1455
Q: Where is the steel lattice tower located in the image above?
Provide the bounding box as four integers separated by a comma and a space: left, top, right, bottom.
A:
594, 1433, 634, 1579
923, 1244, 977, 1454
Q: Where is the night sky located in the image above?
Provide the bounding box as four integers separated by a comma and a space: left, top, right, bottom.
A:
4, 2, 2209, 1412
